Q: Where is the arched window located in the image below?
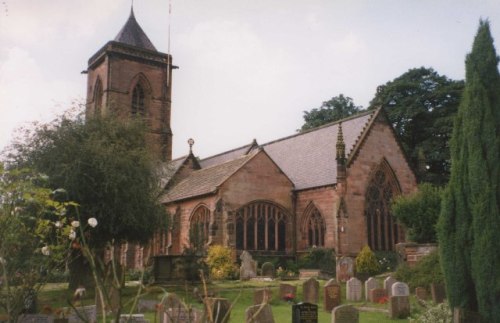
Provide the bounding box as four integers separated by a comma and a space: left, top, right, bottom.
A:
93, 78, 103, 116
189, 205, 210, 248
304, 205, 326, 247
365, 160, 404, 251
235, 201, 288, 252
131, 84, 145, 116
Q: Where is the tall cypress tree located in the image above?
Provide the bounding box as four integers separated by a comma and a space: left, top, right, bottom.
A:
438, 20, 500, 320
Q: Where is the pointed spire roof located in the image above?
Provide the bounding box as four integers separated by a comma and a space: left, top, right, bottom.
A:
114, 8, 157, 51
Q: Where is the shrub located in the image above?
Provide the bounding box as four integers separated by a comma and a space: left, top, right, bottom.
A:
410, 301, 452, 323
374, 250, 399, 273
298, 248, 336, 273
205, 245, 237, 280
355, 245, 380, 276
395, 250, 443, 291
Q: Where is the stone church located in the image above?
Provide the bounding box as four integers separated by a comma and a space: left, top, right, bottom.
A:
85, 9, 417, 269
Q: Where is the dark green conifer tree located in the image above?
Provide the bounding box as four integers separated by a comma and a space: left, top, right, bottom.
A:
438, 20, 500, 320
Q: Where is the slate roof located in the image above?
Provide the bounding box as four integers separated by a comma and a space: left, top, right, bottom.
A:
200, 140, 258, 168
160, 152, 257, 203
114, 8, 157, 51
156, 156, 188, 189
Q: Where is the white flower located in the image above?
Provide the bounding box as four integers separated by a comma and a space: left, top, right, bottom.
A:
69, 230, 76, 240
55, 221, 62, 228
0, 257, 5, 265
71, 221, 80, 228
41, 246, 50, 256
87, 217, 98, 228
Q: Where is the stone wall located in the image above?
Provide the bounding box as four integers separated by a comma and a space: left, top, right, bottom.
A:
396, 242, 438, 267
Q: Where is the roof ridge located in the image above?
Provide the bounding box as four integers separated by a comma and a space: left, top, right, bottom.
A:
200, 140, 255, 162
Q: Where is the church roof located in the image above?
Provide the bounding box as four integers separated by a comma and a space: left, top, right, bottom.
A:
200, 139, 258, 168
114, 8, 157, 51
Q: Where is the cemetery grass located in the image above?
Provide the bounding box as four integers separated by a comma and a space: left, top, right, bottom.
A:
33, 280, 412, 322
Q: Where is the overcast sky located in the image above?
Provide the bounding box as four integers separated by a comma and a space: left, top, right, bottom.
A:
1, 0, 499, 159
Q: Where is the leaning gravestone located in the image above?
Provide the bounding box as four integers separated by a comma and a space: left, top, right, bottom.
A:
254, 288, 272, 305
302, 278, 319, 304
245, 303, 275, 323
383, 276, 397, 297
346, 277, 362, 302
323, 279, 341, 312
368, 288, 387, 303
364, 277, 379, 301
331, 304, 359, 323
279, 283, 297, 300
292, 302, 318, 323
430, 283, 446, 304
204, 298, 231, 323
162, 307, 202, 323
261, 262, 275, 278
391, 282, 409, 297
240, 251, 257, 280
389, 296, 410, 319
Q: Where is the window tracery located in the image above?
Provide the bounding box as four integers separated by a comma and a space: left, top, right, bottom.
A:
189, 205, 210, 248
131, 83, 145, 116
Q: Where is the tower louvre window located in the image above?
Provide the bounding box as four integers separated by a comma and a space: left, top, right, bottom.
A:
94, 78, 103, 115
131, 84, 145, 116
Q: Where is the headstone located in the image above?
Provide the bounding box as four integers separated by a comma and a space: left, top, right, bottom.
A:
245, 303, 275, 323
331, 304, 359, 323
389, 296, 410, 319
67, 305, 97, 323
414, 287, 428, 300
279, 283, 297, 301
383, 276, 397, 297
430, 283, 446, 304
302, 278, 319, 304
204, 298, 231, 323
364, 277, 379, 301
391, 282, 409, 297
119, 314, 148, 323
336, 257, 354, 282
452, 307, 482, 323
254, 288, 272, 305
368, 288, 387, 303
240, 251, 257, 280
292, 302, 318, 323
18, 314, 53, 323
345, 277, 362, 302
323, 279, 341, 312
161, 307, 202, 323
261, 262, 275, 278
137, 298, 158, 312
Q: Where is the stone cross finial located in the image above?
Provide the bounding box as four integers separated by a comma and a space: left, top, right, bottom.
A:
188, 138, 195, 153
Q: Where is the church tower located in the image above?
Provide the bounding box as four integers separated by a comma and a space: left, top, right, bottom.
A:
85, 8, 174, 161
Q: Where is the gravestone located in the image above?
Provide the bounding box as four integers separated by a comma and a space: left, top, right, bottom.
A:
383, 276, 397, 297
161, 307, 202, 323
430, 283, 446, 304
254, 288, 272, 305
245, 303, 275, 323
279, 283, 297, 301
368, 288, 387, 303
414, 287, 428, 300
204, 298, 231, 323
336, 257, 354, 282
162, 293, 183, 311
68, 305, 97, 323
346, 277, 362, 302
18, 314, 53, 323
292, 302, 318, 323
452, 307, 482, 323
302, 278, 319, 304
389, 296, 410, 319
364, 277, 379, 301
391, 282, 409, 297
323, 279, 341, 312
96, 286, 119, 316
240, 251, 257, 280
137, 299, 158, 312
119, 314, 148, 323
331, 304, 359, 323
261, 262, 275, 278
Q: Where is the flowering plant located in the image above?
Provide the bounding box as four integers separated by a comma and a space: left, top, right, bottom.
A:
378, 296, 389, 304
283, 293, 295, 303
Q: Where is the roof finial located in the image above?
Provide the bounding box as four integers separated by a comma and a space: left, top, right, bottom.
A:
130, 0, 135, 16
188, 138, 195, 154
336, 122, 346, 161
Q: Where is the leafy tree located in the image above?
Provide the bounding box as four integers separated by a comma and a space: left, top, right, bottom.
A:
391, 183, 442, 243
300, 94, 363, 131
370, 67, 464, 185
6, 110, 165, 288
437, 20, 500, 320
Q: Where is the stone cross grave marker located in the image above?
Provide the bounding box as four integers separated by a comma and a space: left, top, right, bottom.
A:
430, 283, 446, 304
279, 283, 296, 301
204, 297, 231, 323
415, 287, 428, 301
240, 251, 257, 280
346, 277, 362, 302
364, 277, 379, 301
323, 279, 341, 312
254, 288, 272, 305
245, 303, 275, 323
261, 262, 275, 278
391, 282, 409, 297
368, 288, 387, 303
292, 302, 318, 323
389, 296, 410, 319
302, 277, 319, 304
331, 304, 359, 323
383, 276, 397, 297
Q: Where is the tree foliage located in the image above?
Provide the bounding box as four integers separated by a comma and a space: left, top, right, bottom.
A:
300, 94, 363, 131
391, 183, 442, 243
370, 67, 464, 185
437, 20, 500, 320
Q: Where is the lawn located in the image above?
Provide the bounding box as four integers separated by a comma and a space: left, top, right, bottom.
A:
33, 278, 416, 322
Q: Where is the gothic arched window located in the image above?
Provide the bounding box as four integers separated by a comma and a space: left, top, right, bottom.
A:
131, 84, 145, 116
189, 205, 210, 248
365, 160, 404, 251
304, 206, 326, 247
94, 78, 103, 116
235, 201, 288, 252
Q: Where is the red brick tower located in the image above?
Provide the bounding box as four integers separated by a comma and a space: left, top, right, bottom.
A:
85, 8, 174, 161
